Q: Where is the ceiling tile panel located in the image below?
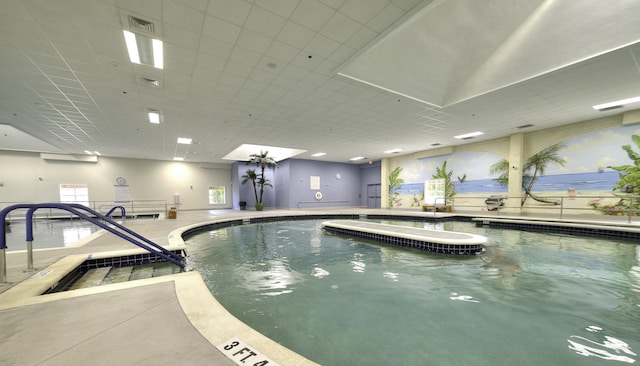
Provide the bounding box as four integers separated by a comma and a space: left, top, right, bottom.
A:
340, 0, 388, 24
244, 5, 286, 38
290, 0, 335, 32
202, 15, 241, 44
235, 29, 273, 54
208, 0, 252, 26
164, 0, 205, 33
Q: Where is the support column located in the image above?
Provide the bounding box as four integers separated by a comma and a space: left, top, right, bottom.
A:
380, 158, 390, 208
506, 133, 525, 212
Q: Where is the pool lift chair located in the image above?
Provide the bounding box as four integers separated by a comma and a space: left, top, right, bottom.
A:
485, 195, 505, 211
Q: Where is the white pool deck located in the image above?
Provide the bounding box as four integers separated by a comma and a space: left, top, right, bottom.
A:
0, 208, 638, 365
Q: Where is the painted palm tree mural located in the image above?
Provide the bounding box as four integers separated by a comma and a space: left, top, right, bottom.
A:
388, 166, 404, 207
591, 134, 640, 215
490, 143, 566, 207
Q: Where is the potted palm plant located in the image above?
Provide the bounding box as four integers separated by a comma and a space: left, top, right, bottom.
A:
242, 151, 278, 211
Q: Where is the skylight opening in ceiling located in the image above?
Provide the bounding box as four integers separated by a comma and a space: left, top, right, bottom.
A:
223, 144, 306, 162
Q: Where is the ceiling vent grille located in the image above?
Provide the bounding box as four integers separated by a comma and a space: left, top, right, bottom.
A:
128, 16, 155, 34
516, 124, 534, 129
430, 143, 442, 146
140, 77, 160, 87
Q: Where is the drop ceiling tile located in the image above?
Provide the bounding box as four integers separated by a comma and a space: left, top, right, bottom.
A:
344, 25, 376, 50
327, 44, 357, 63
279, 63, 311, 81
340, 0, 388, 24
392, 0, 424, 12
249, 68, 278, 84
244, 5, 287, 38
313, 59, 339, 76
236, 28, 273, 54
225, 61, 254, 78
254, 0, 301, 18
202, 15, 241, 44
164, 0, 205, 33
319, 0, 347, 9
230, 46, 263, 67
164, 24, 200, 50
277, 21, 315, 48
208, 0, 251, 26
367, 3, 405, 33
265, 41, 300, 63
319, 12, 362, 44
199, 35, 234, 58
195, 53, 227, 72
290, 0, 335, 32
305, 34, 340, 58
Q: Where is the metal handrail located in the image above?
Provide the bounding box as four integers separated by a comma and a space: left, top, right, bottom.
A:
1, 203, 184, 284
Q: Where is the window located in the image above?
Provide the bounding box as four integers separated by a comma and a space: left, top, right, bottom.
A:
208, 186, 226, 204
59, 184, 89, 206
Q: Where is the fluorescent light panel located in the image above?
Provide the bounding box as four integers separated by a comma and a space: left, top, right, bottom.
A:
311, 152, 326, 157
593, 96, 640, 110
123, 30, 163, 69
177, 137, 192, 144
384, 148, 402, 154
453, 131, 484, 139
173, 157, 184, 161
349, 156, 365, 161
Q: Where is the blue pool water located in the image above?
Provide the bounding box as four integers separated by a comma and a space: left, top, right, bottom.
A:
185, 219, 640, 365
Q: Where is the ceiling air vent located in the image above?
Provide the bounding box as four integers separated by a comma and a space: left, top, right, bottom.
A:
128, 16, 155, 34
430, 143, 442, 147
140, 77, 160, 87
516, 124, 534, 129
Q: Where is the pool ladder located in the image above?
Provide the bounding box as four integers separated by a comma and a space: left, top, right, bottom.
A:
0, 203, 185, 284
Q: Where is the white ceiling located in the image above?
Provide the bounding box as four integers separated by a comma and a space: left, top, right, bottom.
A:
1, 0, 639, 164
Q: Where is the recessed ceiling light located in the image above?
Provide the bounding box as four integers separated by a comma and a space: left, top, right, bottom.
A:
311, 152, 326, 157
177, 137, 192, 144
384, 148, 402, 154
593, 96, 640, 110
453, 131, 484, 139
84, 150, 92, 155
94, 151, 101, 156
173, 157, 184, 161
349, 156, 366, 161
148, 110, 160, 124
123, 30, 163, 69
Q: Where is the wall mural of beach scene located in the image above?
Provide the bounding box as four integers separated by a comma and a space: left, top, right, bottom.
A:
392, 124, 640, 215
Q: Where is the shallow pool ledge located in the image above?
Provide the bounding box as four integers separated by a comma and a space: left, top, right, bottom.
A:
323, 220, 487, 255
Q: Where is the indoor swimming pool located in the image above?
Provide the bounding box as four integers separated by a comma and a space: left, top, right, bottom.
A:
185, 219, 640, 366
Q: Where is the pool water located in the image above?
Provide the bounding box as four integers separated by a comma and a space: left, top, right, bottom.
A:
185, 219, 640, 365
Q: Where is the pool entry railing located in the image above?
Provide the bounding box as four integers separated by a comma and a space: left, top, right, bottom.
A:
0, 203, 185, 284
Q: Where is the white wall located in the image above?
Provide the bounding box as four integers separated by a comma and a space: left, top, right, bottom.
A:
0, 151, 232, 211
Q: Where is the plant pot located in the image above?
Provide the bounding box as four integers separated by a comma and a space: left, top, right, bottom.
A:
255, 202, 264, 211
239, 201, 247, 210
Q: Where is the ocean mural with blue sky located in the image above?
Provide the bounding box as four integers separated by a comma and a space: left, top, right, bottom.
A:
393, 124, 640, 208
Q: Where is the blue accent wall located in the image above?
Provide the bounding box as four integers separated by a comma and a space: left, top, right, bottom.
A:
236, 159, 381, 209
360, 161, 381, 206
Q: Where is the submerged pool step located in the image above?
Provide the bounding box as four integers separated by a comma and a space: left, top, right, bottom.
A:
68, 263, 179, 291
68, 267, 112, 290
